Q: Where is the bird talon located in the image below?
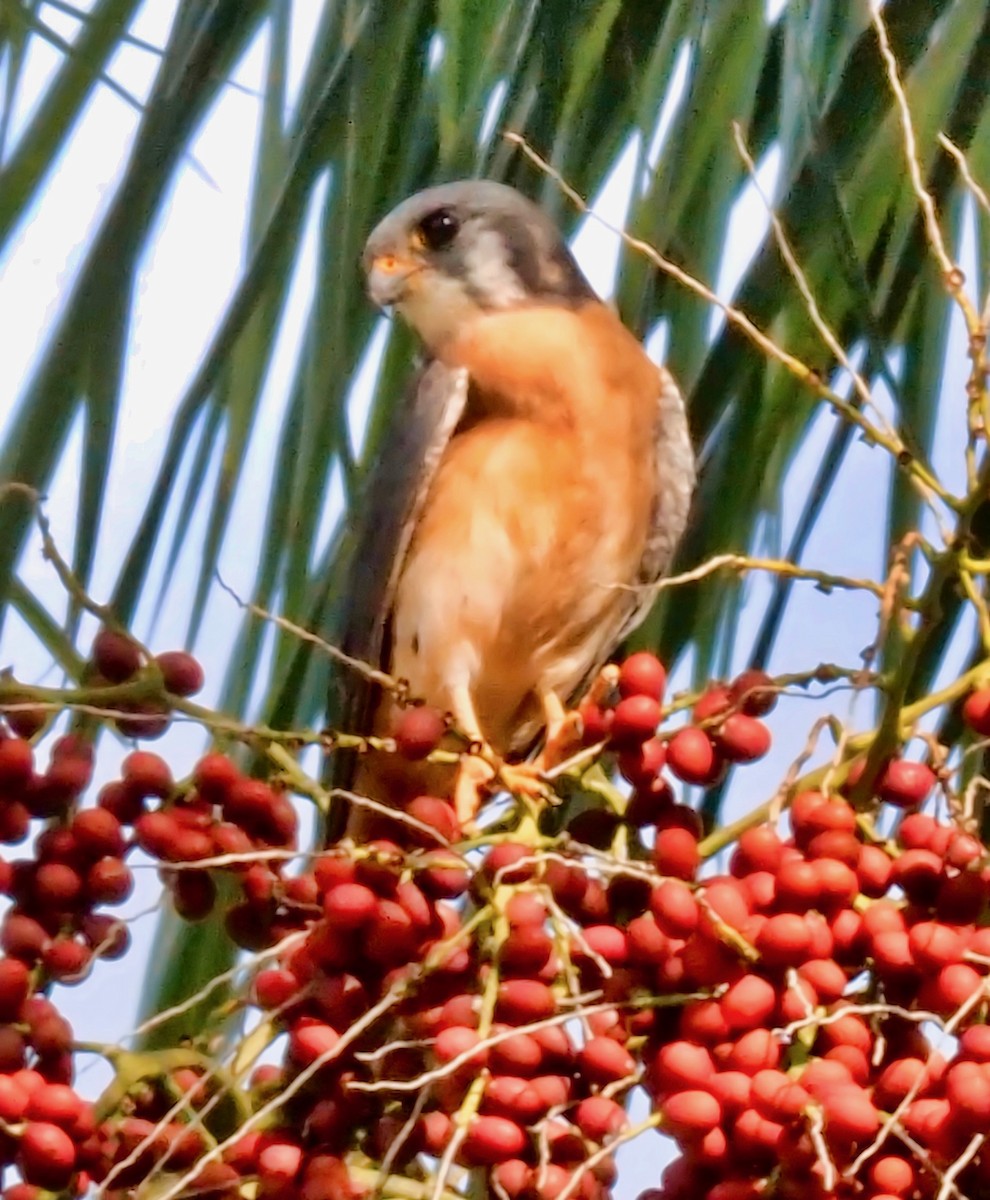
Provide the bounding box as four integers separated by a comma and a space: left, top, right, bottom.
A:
542, 709, 585, 771
496, 761, 550, 801
454, 752, 496, 827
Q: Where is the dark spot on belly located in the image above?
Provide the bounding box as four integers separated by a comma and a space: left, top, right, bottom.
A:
412, 634, 420, 655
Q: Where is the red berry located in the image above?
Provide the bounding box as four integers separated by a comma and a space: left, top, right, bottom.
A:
115, 703, 170, 739
42, 938, 90, 982
82, 913, 129, 959
652, 1041, 715, 1092
170, 870, 216, 922
70, 807, 125, 858
5, 699, 46, 739
749, 1068, 809, 1121
717, 714, 771, 763
258, 1141, 303, 1187
581, 924, 629, 966
253, 968, 302, 1010
33, 862, 82, 909
730, 669, 777, 716
25, 1083, 82, 1129
878, 759, 935, 809
774, 860, 820, 910
856, 844, 893, 897
666, 727, 720, 785
481, 843, 534, 885
649, 879, 699, 938
500, 925, 553, 973
18, 1121, 76, 1189
405, 795, 460, 844
726, 1029, 780, 1074
91, 627, 142, 682
897, 812, 938, 849
323, 883, 378, 930
194, 752, 240, 802
496, 979, 555, 1024
574, 1095, 627, 1142
578, 1037, 635, 1084
812, 857, 858, 907
653, 828, 700, 880
693, 685, 732, 723
797, 958, 847, 1003
122, 751, 173, 799
618, 653, 667, 701
0, 1074, 28, 1122
731, 826, 784, 875
662, 1089, 721, 1139
0, 957, 30, 1018
868, 1157, 916, 1197
155, 650, 205, 696
610, 696, 662, 748
892, 848, 943, 904
463, 1115, 528, 1165
288, 1021, 339, 1067
618, 737, 666, 787
2, 913, 49, 962
85, 856, 133, 905
435, 1025, 486, 1067
926, 962, 982, 1014
489, 1031, 543, 1076
963, 686, 990, 736
505, 892, 546, 927
820, 1084, 879, 1145
720, 975, 776, 1032
945, 1060, 990, 1131
960, 1025, 990, 1061
578, 700, 612, 745
908, 921, 965, 970
0, 737, 32, 788
393, 706, 446, 759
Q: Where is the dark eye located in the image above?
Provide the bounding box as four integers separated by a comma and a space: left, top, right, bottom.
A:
417, 207, 460, 251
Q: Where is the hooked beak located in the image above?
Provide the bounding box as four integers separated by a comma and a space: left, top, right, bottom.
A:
364, 251, 421, 308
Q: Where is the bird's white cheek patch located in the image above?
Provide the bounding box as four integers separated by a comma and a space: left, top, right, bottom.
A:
462, 229, 529, 308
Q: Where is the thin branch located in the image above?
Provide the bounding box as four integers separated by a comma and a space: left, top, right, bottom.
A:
503, 133, 959, 510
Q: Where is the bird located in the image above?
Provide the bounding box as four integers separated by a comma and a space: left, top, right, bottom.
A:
325, 179, 695, 836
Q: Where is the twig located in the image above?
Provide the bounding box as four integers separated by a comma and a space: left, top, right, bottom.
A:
503, 133, 958, 510
846, 980, 989, 1175
936, 1133, 984, 1200
555, 1113, 662, 1200
150, 981, 409, 1200
732, 121, 896, 440
215, 571, 401, 694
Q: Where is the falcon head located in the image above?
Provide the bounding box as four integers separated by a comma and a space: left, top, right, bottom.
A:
363, 180, 596, 351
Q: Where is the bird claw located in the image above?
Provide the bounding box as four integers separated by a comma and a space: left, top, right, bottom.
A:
541, 709, 585, 771
496, 760, 551, 801
453, 749, 553, 827
453, 753, 495, 829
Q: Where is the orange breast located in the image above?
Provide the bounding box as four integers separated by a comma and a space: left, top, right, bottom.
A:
391, 301, 660, 752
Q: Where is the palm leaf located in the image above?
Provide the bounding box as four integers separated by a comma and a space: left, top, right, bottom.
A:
3, 0, 990, 1043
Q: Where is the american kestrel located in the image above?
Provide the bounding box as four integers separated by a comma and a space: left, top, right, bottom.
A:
327, 179, 695, 831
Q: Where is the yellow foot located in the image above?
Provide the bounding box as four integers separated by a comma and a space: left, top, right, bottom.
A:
453, 752, 552, 826
454, 753, 495, 829
541, 709, 585, 771
497, 760, 551, 801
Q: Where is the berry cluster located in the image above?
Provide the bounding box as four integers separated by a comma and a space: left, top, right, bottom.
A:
4, 636, 990, 1200
579, 657, 775, 798
238, 831, 631, 1200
